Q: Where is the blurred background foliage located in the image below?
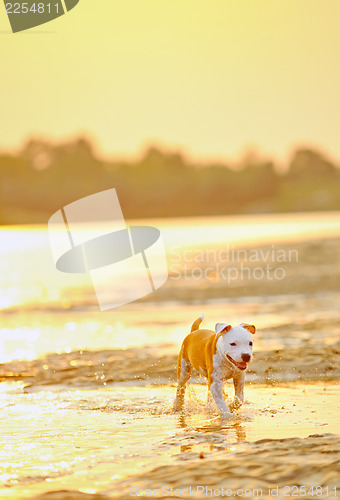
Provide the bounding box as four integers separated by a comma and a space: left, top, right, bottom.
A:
0, 138, 339, 224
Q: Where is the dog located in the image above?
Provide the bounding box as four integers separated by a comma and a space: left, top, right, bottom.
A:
173, 314, 255, 416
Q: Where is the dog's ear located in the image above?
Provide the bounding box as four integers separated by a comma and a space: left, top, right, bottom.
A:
215, 323, 232, 335
242, 323, 256, 335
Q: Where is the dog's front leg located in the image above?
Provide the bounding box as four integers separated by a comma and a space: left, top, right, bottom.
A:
209, 373, 230, 416
229, 372, 245, 412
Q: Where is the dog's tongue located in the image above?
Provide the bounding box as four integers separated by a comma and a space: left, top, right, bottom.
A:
235, 361, 247, 370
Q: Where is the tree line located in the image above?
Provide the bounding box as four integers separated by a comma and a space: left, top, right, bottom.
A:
0, 138, 339, 224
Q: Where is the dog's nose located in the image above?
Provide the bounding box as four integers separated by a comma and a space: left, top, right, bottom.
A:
241, 353, 251, 362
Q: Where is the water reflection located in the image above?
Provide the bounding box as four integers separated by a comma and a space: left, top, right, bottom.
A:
175, 413, 248, 454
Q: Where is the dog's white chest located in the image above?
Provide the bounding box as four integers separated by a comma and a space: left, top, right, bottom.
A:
212, 352, 235, 381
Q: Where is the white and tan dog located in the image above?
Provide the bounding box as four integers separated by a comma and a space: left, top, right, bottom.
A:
173, 314, 255, 416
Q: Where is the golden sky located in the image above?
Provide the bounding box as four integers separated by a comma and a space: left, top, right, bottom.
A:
1, 0, 340, 164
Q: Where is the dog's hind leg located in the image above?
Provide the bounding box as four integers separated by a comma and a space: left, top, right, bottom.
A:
173, 357, 192, 412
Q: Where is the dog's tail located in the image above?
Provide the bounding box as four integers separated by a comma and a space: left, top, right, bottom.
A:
190, 312, 204, 332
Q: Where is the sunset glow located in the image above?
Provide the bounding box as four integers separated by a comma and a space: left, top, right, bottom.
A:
1, 0, 340, 163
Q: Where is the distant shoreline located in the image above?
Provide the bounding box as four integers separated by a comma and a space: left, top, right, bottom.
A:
1, 140, 340, 224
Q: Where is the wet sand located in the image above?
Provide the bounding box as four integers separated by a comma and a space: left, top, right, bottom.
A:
153, 236, 340, 302
1, 235, 339, 499
0, 383, 339, 500
1, 344, 339, 500
1, 338, 339, 389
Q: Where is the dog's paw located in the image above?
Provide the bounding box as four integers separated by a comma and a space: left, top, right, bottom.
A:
172, 400, 183, 413
229, 396, 243, 412
219, 410, 233, 421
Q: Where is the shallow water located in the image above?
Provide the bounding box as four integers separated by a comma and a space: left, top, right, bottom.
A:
1, 213, 340, 499
0, 382, 339, 499
1, 213, 340, 363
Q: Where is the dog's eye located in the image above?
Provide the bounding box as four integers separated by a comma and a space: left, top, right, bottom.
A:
230, 342, 237, 346
249, 341, 253, 346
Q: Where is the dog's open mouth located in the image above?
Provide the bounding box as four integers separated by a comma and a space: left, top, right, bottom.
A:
227, 355, 248, 370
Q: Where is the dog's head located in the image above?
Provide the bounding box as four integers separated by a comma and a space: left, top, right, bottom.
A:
215, 323, 256, 371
